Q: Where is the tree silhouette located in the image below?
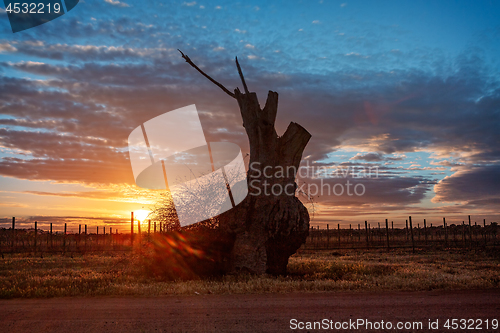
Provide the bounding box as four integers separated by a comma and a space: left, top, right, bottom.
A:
178, 51, 311, 274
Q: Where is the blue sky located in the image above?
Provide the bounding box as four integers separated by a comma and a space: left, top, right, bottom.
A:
0, 0, 499, 230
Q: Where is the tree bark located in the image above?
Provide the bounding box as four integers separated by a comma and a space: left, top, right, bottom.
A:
180, 52, 311, 275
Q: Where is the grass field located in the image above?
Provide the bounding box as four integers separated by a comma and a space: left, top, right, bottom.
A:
0, 248, 499, 298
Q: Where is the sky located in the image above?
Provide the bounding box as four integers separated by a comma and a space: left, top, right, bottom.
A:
0, 0, 499, 232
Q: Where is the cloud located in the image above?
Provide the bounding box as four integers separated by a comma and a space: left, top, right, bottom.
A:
312, 20, 320, 24
10, 41, 173, 61
433, 165, 500, 206
22, 183, 158, 203
0, 202, 28, 208
0, 157, 133, 185
0, 17, 161, 44
0, 42, 17, 53
350, 152, 384, 162
104, 0, 130, 7
245, 44, 255, 49
298, 175, 432, 209
344, 52, 370, 58
0, 0, 498, 224
1, 39, 499, 216
0, 60, 248, 185
183, 1, 197, 6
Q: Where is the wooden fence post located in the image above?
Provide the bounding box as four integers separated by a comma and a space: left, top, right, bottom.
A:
443, 217, 447, 247
365, 221, 369, 248
63, 223, 67, 252
462, 221, 466, 247
148, 219, 151, 235
326, 224, 329, 249
131, 212, 134, 246
424, 219, 427, 245
468, 215, 472, 244
483, 219, 487, 245
34, 221, 37, 252
154, 221, 156, 233
358, 224, 360, 242
385, 219, 390, 249
338, 224, 341, 248
405, 219, 409, 241
315, 225, 319, 249
11, 217, 15, 252
50, 223, 53, 249
409, 216, 415, 253
317, 226, 321, 248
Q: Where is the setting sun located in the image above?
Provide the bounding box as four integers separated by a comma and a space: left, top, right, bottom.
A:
134, 209, 151, 222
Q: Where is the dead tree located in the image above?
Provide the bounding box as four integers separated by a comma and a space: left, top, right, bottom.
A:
179, 51, 311, 275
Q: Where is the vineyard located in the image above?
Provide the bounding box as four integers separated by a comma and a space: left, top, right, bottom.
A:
303, 217, 499, 251
0, 216, 498, 256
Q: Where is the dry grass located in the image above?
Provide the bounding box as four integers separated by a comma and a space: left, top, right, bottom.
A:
0, 248, 499, 298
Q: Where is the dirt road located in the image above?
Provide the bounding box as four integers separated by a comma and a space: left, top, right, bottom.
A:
1, 290, 499, 332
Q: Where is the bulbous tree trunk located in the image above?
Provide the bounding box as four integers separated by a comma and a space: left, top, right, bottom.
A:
180, 51, 311, 275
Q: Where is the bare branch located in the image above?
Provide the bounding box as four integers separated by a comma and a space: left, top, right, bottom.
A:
178, 49, 236, 98
235, 57, 250, 94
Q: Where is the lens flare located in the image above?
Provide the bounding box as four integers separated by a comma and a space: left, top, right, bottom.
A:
134, 209, 151, 221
